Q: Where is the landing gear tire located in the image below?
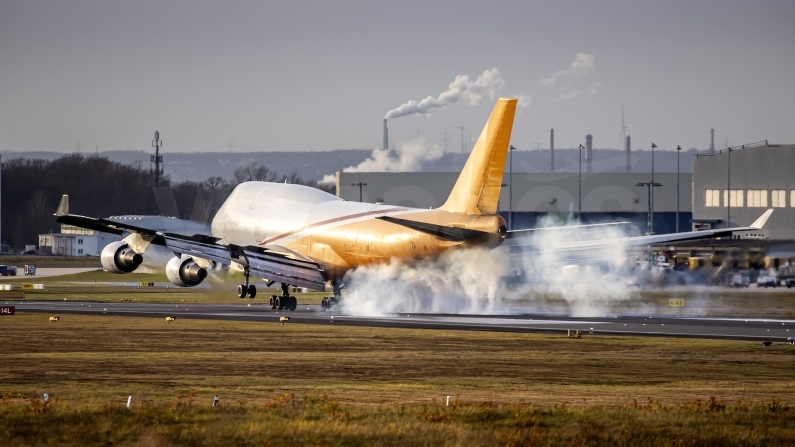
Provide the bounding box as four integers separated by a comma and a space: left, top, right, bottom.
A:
274, 296, 283, 311
321, 297, 337, 311
287, 296, 297, 311
248, 285, 257, 299
237, 284, 248, 298
270, 296, 277, 309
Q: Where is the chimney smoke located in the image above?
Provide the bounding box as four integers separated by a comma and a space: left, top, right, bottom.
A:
550, 129, 555, 172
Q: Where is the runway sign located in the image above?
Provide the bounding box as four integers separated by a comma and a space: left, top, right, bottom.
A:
139, 282, 154, 287
0, 306, 14, 315
669, 298, 685, 307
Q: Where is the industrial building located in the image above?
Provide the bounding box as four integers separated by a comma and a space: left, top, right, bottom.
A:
337, 171, 692, 235
692, 142, 795, 240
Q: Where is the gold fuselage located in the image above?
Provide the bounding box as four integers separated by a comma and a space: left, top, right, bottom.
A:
211, 182, 506, 281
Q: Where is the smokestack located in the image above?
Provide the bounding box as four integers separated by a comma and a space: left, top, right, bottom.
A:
710, 128, 715, 154
550, 129, 555, 172
383, 119, 388, 150
625, 135, 631, 173
585, 134, 593, 173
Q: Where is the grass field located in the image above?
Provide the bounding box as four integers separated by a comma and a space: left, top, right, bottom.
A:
1, 313, 794, 445
0, 255, 101, 268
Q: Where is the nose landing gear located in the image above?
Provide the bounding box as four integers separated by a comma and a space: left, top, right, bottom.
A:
237, 267, 257, 298
270, 283, 297, 311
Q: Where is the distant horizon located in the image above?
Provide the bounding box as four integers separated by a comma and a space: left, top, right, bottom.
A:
0, 145, 756, 156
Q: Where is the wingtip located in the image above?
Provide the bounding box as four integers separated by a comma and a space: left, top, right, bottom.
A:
750, 209, 774, 229
54, 194, 69, 217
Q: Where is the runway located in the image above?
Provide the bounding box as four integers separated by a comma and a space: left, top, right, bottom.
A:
9, 300, 795, 342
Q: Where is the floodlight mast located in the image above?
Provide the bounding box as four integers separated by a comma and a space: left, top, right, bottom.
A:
676, 145, 682, 232
578, 144, 584, 224
351, 180, 368, 202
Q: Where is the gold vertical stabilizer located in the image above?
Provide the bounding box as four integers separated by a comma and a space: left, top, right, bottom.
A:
439, 98, 516, 215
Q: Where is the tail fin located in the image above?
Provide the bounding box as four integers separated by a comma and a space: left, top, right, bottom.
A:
439, 98, 516, 215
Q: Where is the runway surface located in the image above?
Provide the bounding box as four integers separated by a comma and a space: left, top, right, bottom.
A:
9, 300, 795, 342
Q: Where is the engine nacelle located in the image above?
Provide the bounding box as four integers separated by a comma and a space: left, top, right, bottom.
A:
166, 256, 208, 287
101, 241, 143, 274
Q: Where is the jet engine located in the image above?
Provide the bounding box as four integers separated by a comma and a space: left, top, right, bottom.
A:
166, 256, 208, 287
100, 241, 143, 274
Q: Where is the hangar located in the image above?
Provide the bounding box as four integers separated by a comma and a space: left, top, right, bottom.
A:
692, 142, 795, 240
336, 171, 692, 235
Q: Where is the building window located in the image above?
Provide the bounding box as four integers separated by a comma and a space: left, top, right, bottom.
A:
705, 189, 720, 207
791, 190, 795, 208
77, 239, 83, 244
723, 189, 744, 207
771, 190, 786, 208
747, 190, 768, 208
77, 249, 83, 254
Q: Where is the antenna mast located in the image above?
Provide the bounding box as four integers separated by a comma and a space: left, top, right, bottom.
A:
151, 130, 163, 187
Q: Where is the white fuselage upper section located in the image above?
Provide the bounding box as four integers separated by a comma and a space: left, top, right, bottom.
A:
210, 182, 407, 248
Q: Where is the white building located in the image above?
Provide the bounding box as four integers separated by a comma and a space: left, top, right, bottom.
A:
38, 225, 120, 256
39, 216, 211, 256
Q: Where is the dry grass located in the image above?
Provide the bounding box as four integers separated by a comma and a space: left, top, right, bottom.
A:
1, 313, 793, 407
1, 397, 793, 446
2, 313, 794, 445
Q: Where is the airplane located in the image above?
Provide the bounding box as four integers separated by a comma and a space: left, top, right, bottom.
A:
54, 98, 774, 311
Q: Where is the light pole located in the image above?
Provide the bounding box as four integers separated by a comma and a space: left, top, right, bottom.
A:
637, 180, 662, 264
650, 142, 657, 234
676, 145, 681, 233
578, 144, 584, 224
351, 180, 367, 202
727, 146, 731, 228
509, 145, 515, 230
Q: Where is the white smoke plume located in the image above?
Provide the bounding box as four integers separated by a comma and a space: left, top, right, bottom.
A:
320, 137, 444, 184
512, 215, 635, 316
541, 53, 596, 87
340, 216, 641, 317
516, 93, 532, 111
341, 248, 513, 315
384, 68, 505, 119
541, 53, 600, 100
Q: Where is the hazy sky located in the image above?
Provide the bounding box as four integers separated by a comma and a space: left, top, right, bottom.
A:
2, 0, 794, 154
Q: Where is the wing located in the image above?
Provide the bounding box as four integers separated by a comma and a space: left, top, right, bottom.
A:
506, 209, 774, 254
54, 195, 327, 290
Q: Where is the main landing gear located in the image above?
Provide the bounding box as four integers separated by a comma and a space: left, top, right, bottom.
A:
237, 267, 257, 299
270, 283, 297, 311
320, 280, 342, 311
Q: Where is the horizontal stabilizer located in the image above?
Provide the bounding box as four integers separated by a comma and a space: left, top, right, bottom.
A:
377, 216, 488, 242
